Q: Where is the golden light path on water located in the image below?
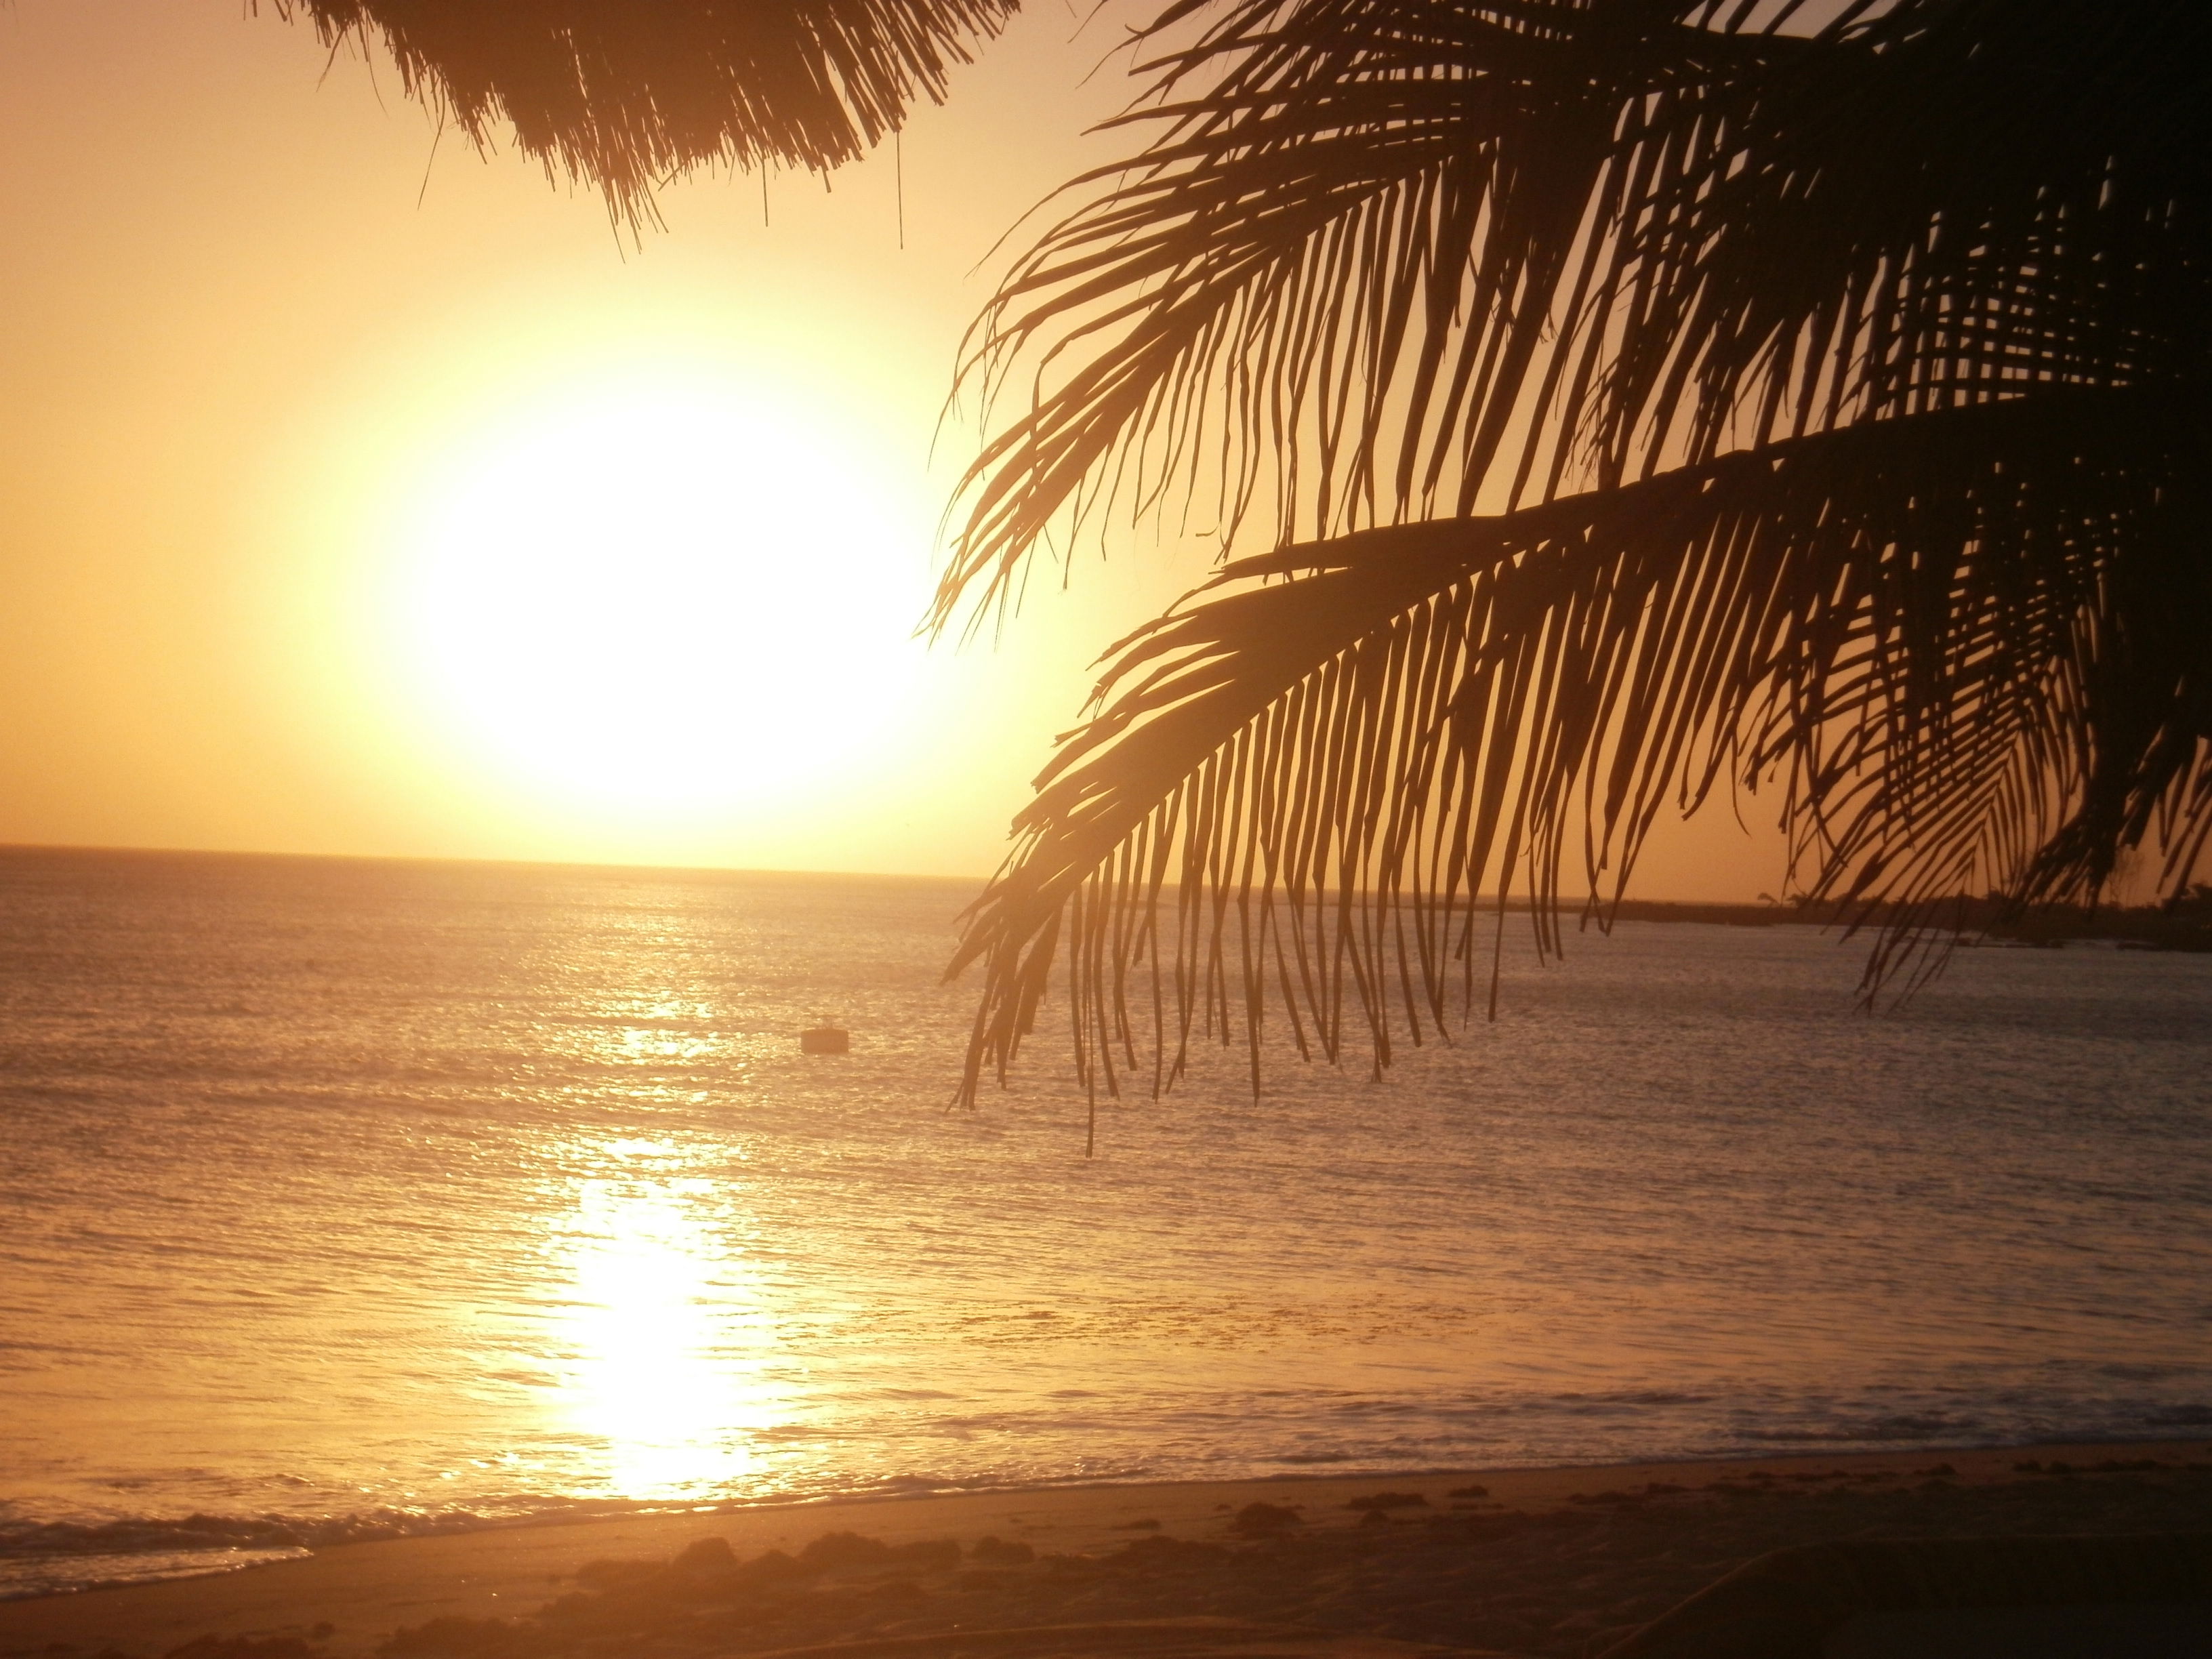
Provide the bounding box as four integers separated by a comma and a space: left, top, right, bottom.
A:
6, 855, 2212, 1584
552, 1138, 783, 1500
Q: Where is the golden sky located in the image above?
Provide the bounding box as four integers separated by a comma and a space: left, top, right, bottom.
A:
0, 0, 1784, 897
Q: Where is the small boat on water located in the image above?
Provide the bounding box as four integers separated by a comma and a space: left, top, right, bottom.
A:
800, 1025, 850, 1054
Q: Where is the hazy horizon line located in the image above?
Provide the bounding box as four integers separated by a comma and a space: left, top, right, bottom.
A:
0, 837, 1794, 909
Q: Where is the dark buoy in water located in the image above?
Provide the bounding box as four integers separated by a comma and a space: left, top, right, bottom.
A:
800, 1025, 850, 1054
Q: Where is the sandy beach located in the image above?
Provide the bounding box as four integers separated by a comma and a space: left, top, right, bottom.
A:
5, 1440, 2205, 1659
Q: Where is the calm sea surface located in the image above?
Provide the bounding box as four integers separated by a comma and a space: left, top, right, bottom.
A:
2, 846, 2209, 1597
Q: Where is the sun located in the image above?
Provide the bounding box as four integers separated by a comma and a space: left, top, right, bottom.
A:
386, 372, 929, 817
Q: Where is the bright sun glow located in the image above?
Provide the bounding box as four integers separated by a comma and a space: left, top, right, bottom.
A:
389, 373, 928, 815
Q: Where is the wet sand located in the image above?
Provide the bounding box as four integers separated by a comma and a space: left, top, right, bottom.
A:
3, 1441, 2206, 1659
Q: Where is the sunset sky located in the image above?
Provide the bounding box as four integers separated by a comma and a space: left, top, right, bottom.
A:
0, 0, 1784, 897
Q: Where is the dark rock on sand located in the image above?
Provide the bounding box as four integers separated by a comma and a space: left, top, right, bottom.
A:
1229, 1504, 1303, 1539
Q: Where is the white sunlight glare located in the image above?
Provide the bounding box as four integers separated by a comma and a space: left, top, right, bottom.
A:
390, 375, 928, 819
556, 1155, 781, 1499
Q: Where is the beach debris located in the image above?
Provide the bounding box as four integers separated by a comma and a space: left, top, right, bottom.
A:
1343, 1491, 1429, 1512
676, 1538, 735, 1563
797, 1532, 959, 1572
1446, 1483, 1489, 1499
969, 1534, 1034, 1565
1227, 1501, 1303, 1538
1111, 1517, 1162, 1530
800, 1025, 851, 1054
674, 1538, 737, 1575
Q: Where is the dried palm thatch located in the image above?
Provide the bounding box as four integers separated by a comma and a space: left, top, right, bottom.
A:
943, 0, 2211, 1122
270, 0, 1019, 227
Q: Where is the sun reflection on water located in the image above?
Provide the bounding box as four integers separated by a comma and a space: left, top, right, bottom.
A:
552, 1141, 783, 1500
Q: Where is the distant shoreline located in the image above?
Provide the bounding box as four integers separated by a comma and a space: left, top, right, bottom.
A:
3, 842, 2206, 949
1567, 894, 2212, 950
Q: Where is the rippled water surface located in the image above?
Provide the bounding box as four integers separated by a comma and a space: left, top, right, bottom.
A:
2, 846, 2208, 1594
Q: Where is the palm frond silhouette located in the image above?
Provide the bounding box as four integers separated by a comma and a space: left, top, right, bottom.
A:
273, 0, 1017, 229
941, 0, 2209, 1109
269, 1, 2209, 1113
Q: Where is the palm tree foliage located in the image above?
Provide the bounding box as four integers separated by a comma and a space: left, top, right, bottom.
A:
268, 0, 2209, 1114
940, 0, 2211, 1111
270, 0, 1017, 227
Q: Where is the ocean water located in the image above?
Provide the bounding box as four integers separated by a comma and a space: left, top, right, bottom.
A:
2, 845, 2209, 1598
